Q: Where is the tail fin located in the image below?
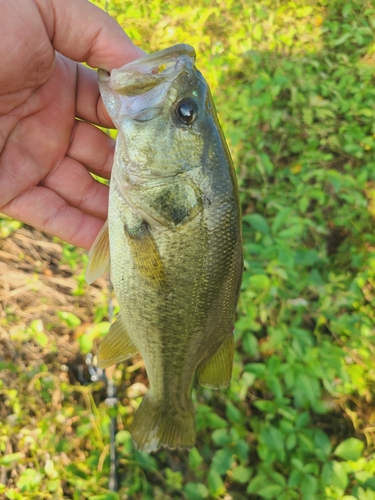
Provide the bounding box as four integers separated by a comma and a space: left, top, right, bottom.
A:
129, 394, 196, 452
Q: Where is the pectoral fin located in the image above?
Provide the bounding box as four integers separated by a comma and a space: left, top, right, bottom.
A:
124, 220, 166, 286
98, 316, 138, 368
85, 221, 110, 284
197, 335, 235, 389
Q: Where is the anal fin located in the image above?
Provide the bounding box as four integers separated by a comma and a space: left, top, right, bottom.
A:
197, 335, 235, 389
98, 315, 138, 368
85, 220, 110, 284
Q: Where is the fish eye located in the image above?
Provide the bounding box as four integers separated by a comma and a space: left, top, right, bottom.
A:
176, 98, 199, 125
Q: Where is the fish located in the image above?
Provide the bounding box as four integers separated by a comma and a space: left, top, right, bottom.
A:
85, 44, 243, 452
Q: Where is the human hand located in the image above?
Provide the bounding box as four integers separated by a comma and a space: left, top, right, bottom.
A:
0, 0, 144, 249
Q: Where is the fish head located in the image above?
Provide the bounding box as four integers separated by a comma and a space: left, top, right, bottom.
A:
98, 44, 215, 177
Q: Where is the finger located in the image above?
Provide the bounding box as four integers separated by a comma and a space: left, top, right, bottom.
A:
2, 185, 105, 249
67, 120, 114, 180
56, 54, 114, 128
40, 156, 109, 221
36, 0, 146, 70
75, 63, 113, 127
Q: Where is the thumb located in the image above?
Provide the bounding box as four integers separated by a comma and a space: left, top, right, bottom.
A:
35, 0, 145, 70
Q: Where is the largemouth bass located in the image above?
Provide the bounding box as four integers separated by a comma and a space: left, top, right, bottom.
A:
86, 44, 243, 452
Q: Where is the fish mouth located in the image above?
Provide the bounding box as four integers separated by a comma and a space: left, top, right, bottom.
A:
98, 44, 196, 93
98, 44, 196, 123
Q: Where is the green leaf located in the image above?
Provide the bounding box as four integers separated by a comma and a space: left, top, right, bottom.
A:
301, 474, 318, 498
247, 474, 267, 493
295, 412, 309, 429
234, 438, 250, 462
17, 469, 43, 492
211, 448, 233, 475
76, 423, 92, 438
134, 451, 158, 472
35, 331, 49, 348
78, 334, 93, 355
277, 225, 302, 239
271, 208, 292, 234
269, 471, 286, 487
342, 4, 351, 17
30, 319, 44, 334
248, 274, 270, 288
286, 433, 297, 450
205, 412, 228, 429
188, 448, 203, 469
261, 426, 284, 453
212, 428, 231, 446
258, 485, 284, 498
57, 311, 81, 328
44, 458, 58, 479
298, 432, 314, 452
243, 213, 270, 235
267, 376, 283, 399
0, 452, 24, 466
0, 362, 17, 372
208, 469, 225, 496
184, 482, 209, 500
231, 465, 252, 483
254, 400, 275, 413
253, 24, 263, 41
363, 476, 375, 491
226, 402, 242, 423
244, 363, 266, 376
314, 429, 331, 457
288, 469, 303, 488
165, 468, 183, 489
242, 332, 258, 356
332, 32, 352, 46
332, 461, 349, 489
3, 490, 23, 500
334, 438, 364, 461
115, 430, 131, 445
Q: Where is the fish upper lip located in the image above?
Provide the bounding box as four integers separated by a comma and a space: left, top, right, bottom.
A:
98, 45, 195, 86
106, 44, 196, 95
98, 69, 110, 82
117, 44, 196, 70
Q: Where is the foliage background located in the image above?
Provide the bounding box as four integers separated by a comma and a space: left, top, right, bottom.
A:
1, 0, 375, 498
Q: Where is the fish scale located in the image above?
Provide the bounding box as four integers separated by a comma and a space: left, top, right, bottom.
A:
85, 44, 242, 452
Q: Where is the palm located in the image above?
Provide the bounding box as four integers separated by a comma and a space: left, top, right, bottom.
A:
9, 56, 92, 190
0, 53, 113, 249
0, 0, 144, 249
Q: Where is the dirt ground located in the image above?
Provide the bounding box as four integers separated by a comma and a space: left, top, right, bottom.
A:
0, 225, 110, 377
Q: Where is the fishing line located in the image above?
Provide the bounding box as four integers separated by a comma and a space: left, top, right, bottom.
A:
82, 278, 118, 492
105, 279, 119, 492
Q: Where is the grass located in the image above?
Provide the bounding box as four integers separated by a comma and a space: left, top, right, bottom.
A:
1, 0, 375, 498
